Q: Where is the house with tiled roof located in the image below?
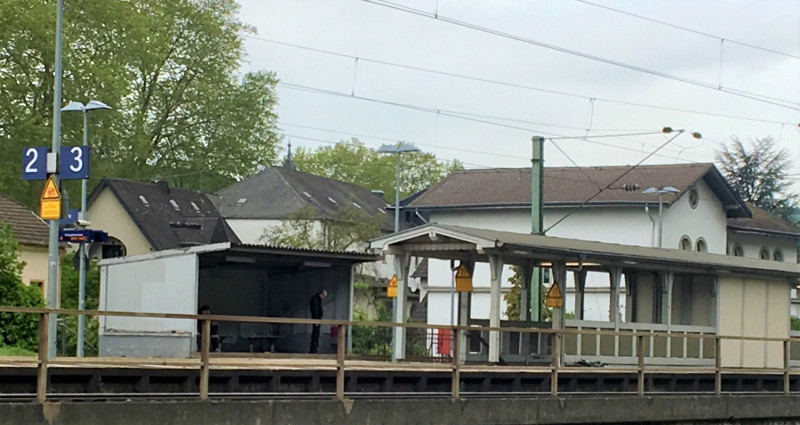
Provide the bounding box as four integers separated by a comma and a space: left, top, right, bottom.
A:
214, 161, 397, 245
86, 179, 240, 257
405, 163, 800, 326
0, 193, 62, 295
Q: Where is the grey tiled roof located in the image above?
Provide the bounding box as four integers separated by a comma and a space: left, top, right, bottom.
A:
728, 203, 800, 237
408, 163, 750, 218
215, 164, 396, 231
0, 193, 49, 246
88, 179, 240, 251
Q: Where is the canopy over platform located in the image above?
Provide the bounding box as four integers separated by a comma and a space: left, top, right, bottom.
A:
370, 224, 800, 365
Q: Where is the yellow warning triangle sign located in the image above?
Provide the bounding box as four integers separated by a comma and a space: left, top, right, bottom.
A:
455, 264, 471, 279
545, 283, 563, 308
41, 176, 61, 200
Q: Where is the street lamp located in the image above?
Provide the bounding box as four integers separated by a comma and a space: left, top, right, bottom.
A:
377, 142, 421, 233
643, 186, 680, 248
61, 100, 111, 357
377, 142, 421, 362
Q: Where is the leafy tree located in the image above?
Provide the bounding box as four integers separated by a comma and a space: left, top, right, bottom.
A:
0, 0, 281, 208
292, 139, 463, 201
263, 204, 385, 251
59, 252, 100, 356
504, 266, 553, 322
0, 224, 44, 352
716, 137, 799, 220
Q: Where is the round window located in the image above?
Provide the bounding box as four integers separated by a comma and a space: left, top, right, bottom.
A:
688, 187, 699, 209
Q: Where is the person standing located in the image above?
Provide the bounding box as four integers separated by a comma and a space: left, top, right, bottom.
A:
309, 290, 327, 353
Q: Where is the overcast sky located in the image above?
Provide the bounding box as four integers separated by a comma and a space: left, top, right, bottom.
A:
236, 0, 800, 180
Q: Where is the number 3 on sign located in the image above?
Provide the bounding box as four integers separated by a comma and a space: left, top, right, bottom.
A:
22, 147, 48, 180
60, 146, 91, 180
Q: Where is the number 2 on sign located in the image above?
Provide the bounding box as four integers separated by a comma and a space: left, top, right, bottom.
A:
24, 148, 39, 173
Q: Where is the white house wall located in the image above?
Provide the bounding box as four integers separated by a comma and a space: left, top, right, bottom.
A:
226, 219, 285, 245
661, 181, 727, 253
727, 232, 798, 263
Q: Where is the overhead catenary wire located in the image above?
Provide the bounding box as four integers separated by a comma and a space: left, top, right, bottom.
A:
574, 0, 800, 61
246, 35, 795, 127
360, 0, 800, 111
543, 130, 690, 233
278, 82, 706, 162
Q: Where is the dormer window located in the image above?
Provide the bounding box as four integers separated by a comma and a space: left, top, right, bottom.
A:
302, 191, 312, 198
190, 202, 201, 213
353, 202, 361, 209
139, 195, 149, 207
378, 208, 386, 214
169, 199, 180, 211
236, 198, 247, 206
328, 197, 338, 204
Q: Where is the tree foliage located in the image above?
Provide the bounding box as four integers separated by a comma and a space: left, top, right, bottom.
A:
0, 0, 281, 208
716, 137, 798, 220
59, 251, 100, 356
504, 266, 553, 322
292, 139, 463, 201
263, 205, 384, 251
0, 224, 44, 352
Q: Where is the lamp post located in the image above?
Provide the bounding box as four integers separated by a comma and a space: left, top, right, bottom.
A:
377, 142, 421, 362
61, 100, 111, 357
643, 186, 680, 248
377, 142, 421, 233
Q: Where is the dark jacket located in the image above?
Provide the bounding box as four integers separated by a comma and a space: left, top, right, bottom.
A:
309, 293, 323, 320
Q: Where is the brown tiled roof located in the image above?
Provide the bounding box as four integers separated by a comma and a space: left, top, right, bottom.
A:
0, 193, 49, 246
727, 203, 800, 237
409, 163, 750, 218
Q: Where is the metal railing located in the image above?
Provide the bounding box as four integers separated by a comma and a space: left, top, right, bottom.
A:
0, 305, 797, 402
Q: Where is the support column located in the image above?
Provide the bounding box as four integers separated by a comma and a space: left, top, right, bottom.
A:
625, 272, 636, 323
572, 269, 587, 320
551, 260, 567, 367
610, 266, 622, 327
660, 272, 673, 326
391, 252, 411, 362
457, 261, 474, 364
488, 255, 504, 364
520, 264, 532, 322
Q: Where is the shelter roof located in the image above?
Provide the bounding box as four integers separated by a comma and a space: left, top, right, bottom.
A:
0, 193, 49, 246
99, 242, 379, 272
408, 163, 750, 218
369, 224, 800, 279
727, 203, 800, 238
214, 164, 397, 231
88, 178, 240, 251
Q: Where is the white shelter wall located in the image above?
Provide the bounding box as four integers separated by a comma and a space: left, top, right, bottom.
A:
100, 254, 197, 334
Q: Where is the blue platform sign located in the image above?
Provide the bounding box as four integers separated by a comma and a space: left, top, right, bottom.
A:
60, 146, 91, 180
22, 147, 49, 180
59, 209, 80, 227
59, 229, 108, 244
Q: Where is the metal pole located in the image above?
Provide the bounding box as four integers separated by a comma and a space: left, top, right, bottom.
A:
77, 111, 88, 357
531, 136, 544, 322
390, 152, 399, 360
46, 0, 65, 360
657, 191, 664, 248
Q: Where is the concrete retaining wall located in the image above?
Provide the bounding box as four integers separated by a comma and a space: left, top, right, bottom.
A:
2, 395, 800, 425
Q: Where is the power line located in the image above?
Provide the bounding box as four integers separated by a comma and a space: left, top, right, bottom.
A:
360, 0, 800, 111
544, 130, 691, 233
575, 0, 800, 61
278, 82, 707, 162
246, 35, 795, 126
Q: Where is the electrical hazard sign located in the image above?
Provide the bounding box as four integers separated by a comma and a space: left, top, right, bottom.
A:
455, 264, 473, 292
544, 283, 563, 308
39, 175, 61, 220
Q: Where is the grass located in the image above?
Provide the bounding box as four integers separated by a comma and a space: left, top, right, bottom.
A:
0, 345, 37, 356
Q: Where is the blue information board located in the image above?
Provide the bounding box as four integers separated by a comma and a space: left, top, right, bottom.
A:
22, 147, 49, 180
60, 146, 91, 180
